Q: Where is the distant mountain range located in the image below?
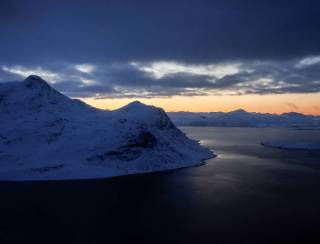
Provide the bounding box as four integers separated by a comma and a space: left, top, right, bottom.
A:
168, 110, 320, 128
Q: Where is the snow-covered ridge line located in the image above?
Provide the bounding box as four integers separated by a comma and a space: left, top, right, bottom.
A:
168, 110, 320, 128
0, 75, 214, 181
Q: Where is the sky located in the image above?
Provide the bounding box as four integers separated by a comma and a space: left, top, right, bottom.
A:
0, 0, 320, 114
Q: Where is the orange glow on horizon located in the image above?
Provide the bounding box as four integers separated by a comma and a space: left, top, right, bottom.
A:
80, 93, 320, 116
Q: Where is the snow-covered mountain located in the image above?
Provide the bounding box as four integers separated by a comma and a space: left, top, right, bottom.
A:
168, 110, 320, 128
0, 75, 213, 181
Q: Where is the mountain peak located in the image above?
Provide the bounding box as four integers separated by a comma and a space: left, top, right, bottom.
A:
282, 112, 306, 117
121, 101, 148, 111
128, 100, 144, 106
23, 75, 50, 89
229, 109, 248, 114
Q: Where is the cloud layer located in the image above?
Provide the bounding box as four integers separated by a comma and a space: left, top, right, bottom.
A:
1, 0, 320, 64
1, 58, 320, 98
0, 0, 320, 98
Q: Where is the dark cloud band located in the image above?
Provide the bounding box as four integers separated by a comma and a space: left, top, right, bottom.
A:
1, 0, 320, 65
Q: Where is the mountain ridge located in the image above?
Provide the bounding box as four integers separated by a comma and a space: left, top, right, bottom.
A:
168, 110, 320, 128
0, 76, 213, 181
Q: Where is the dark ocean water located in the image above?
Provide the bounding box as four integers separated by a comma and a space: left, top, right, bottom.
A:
0, 127, 320, 244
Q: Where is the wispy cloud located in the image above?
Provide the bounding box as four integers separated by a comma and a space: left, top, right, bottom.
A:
131, 61, 240, 79
297, 56, 320, 68
285, 102, 299, 110
2, 66, 60, 83
74, 64, 96, 74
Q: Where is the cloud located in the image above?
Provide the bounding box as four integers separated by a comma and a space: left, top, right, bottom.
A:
131, 62, 240, 79
1, 0, 320, 65
74, 64, 96, 74
0, 67, 22, 82
285, 102, 299, 110
1, 57, 320, 98
1, 1, 320, 98
297, 56, 320, 68
2, 66, 60, 82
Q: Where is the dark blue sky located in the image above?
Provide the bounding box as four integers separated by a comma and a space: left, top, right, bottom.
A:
1, 0, 320, 98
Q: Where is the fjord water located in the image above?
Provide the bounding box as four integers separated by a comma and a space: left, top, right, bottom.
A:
0, 127, 320, 244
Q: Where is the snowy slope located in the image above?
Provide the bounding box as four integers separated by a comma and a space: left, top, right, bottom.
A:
168, 110, 320, 128
0, 75, 213, 181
